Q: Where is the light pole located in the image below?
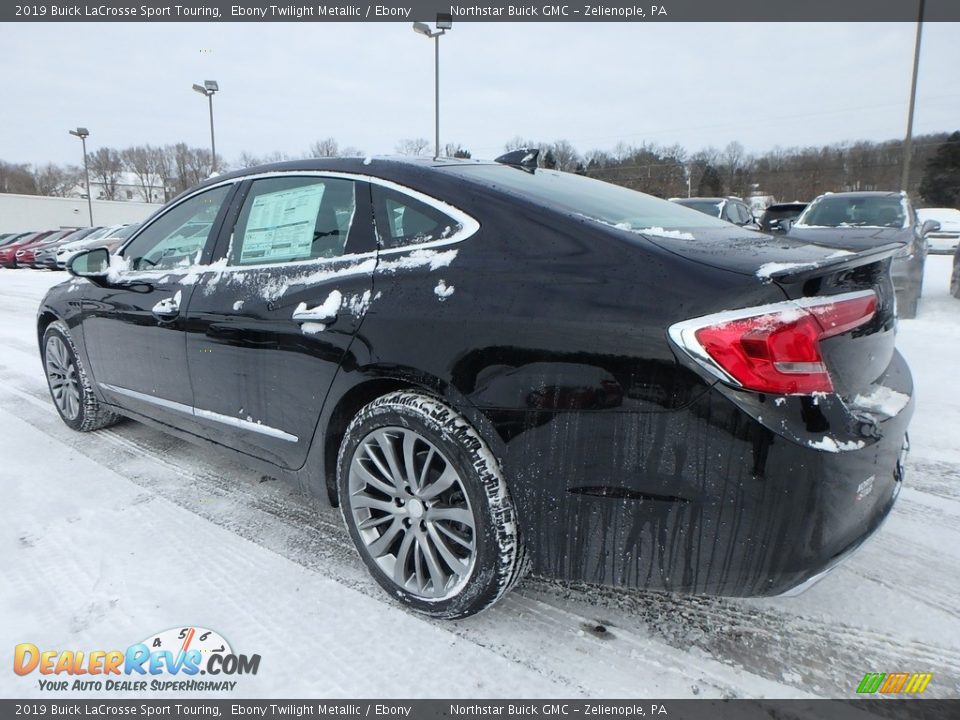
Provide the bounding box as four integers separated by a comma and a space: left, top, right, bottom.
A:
412, 13, 452, 158
192, 80, 220, 172
69, 127, 93, 226
900, 0, 924, 192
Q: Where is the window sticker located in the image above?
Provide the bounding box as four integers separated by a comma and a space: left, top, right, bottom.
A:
239, 183, 326, 263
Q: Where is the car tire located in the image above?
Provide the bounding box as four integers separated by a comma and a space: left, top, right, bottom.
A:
42, 321, 120, 432
952, 260, 960, 299
337, 390, 527, 619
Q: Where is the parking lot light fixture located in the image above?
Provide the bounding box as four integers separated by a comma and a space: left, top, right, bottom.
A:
192, 80, 219, 172
68, 127, 93, 226
411, 15, 452, 159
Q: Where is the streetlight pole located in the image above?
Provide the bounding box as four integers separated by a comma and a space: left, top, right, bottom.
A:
192, 80, 220, 172
69, 127, 93, 226
413, 14, 452, 159
900, 0, 925, 192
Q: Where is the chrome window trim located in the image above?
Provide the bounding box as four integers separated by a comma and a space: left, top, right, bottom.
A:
114, 170, 479, 279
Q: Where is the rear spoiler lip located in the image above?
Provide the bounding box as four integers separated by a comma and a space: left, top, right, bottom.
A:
764, 242, 903, 284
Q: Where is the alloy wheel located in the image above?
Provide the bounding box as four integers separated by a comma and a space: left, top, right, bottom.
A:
347, 427, 476, 599
45, 335, 81, 421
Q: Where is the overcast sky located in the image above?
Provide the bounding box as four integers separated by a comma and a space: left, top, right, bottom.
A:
2, 21, 958, 167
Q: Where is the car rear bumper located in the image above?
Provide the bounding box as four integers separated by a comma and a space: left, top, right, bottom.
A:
502, 355, 913, 596
776, 438, 905, 596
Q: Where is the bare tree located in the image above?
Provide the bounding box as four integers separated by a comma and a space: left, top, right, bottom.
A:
503, 136, 537, 152
309, 138, 339, 157
395, 138, 430, 156
87, 147, 123, 200
184, 147, 214, 187
0, 161, 37, 194
236, 150, 295, 169
547, 139, 581, 172
340, 146, 365, 157
121, 146, 162, 202
443, 143, 471, 158
32, 163, 82, 197
152, 146, 175, 201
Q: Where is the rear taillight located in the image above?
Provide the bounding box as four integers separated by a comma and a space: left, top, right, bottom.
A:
669, 290, 877, 395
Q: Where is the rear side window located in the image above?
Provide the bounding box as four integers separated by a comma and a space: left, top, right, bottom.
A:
445, 165, 732, 231
372, 185, 459, 250
229, 176, 358, 266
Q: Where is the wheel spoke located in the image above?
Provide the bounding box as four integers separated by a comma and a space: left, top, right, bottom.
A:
374, 431, 406, 489
427, 507, 474, 527
419, 530, 451, 591
393, 530, 416, 586
427, 524, 470, 577
365, 517, 404, 558
352, 459, 399, 498
402, 432, 420, 493
419, 464, 459, 501
350, 494, 398, 515
433, 519, 474, 551
357, 514, 395, 531
364, 438, 402, 491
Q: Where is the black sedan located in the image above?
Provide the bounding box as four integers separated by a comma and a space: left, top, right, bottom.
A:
787, 191, 938, 318
40, 157, 912, 618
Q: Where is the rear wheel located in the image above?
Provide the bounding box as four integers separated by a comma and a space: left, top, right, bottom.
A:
42, 322, 119, 432
337, 391, 526, 619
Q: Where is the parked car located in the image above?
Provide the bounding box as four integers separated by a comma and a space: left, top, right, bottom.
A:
917, 207, 960, 255
788, 191, 935, 318
759, 202, 808, 233
43, 157, 912, 618
32, 227, 105, 270
0, 231, 56, 268
16, 229, 78, 268
0, 231, 33, 248
55, 223, 139, 269
671, 196, 761, 229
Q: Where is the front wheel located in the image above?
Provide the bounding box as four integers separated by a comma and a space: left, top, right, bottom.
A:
337, 391, 526, 619
42, 321, 120, 432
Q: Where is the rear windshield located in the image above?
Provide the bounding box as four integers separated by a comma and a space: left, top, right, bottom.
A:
798, 195, 906, 229
763, 207, 805, 221
443, 165, 730, 231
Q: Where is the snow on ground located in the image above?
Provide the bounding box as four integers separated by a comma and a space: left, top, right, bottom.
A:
1, 258, 959, 699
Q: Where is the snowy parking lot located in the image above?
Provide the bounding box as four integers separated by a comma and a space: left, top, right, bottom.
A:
2, 257, 959, 699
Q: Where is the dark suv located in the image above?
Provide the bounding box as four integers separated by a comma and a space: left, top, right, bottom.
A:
787, 191, 938, 318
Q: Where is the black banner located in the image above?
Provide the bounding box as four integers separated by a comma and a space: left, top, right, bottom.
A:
2, 700, 960, 720
3, 0, 960, 23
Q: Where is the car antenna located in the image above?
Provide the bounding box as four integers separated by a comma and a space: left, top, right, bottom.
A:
494, 148, 540, 173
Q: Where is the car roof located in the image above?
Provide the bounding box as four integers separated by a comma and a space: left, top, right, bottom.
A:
815, 191, 904, 199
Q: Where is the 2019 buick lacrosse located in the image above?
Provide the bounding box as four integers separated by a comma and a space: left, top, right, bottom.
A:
38, 156, 912, 618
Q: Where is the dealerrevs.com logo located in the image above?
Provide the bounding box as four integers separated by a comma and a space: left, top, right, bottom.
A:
14, 626, 261, 692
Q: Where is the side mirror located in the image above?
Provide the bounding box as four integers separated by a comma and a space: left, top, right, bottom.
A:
68, 247, 111, 280
921, 219, 941, 235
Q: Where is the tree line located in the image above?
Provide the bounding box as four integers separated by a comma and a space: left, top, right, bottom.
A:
2, 132, 957, 208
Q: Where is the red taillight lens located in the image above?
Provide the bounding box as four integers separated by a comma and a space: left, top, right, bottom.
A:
676, 291, 877, 395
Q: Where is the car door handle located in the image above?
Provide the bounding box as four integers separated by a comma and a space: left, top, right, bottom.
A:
292, 295, 340, 326
151, 291, 181, 320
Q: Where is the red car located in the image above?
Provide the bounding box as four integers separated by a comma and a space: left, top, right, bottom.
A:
0, 232, 55, 268
6, 231, 69, 268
